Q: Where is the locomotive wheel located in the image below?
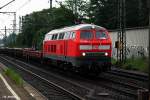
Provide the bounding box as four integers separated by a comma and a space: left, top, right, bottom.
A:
90, 63, 101, 74
63, 64, 68, 71
63, 63, 72, 71
102, 64, 111, 71
78, 65, 90, 75
58, 63, 64, 70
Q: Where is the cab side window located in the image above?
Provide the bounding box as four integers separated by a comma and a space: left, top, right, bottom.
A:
52, 34, 58, 40
52, 34, 55, 40
70, 32, 75, 39
64, 32, 75, 39
64, 32, 70, 39
48, 35, 52, 40
44, 34, 52, 40
58, 33, 65, 39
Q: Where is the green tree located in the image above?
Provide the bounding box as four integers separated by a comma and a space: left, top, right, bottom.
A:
16, 7, 76, 49
5, 33, 17, 47
89, 0, 148, 29
32, 28, 49, 50
89, 0, 117, 29
64, 0, 90, 23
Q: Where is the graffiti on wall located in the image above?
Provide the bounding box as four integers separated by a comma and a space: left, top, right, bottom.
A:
112, 45, 148, 58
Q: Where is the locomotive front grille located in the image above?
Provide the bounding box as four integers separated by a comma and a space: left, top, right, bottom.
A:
86, 52, 105, 56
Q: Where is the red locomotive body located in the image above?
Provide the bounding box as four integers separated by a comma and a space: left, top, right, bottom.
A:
43, 24, 112, 73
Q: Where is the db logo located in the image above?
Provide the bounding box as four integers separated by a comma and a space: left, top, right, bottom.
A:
93, 45, 98, 49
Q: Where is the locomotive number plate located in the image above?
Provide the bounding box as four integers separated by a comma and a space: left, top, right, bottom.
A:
93, 45, 99, 49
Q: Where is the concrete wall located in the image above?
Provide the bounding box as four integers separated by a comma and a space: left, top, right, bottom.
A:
109, 28, 149, 58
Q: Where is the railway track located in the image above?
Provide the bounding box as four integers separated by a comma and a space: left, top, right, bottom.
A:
110, 67, 148, 81
106, 67, 148, 89
95, 67, 148, 100
0, 54, 147, 100
0, 55, 87, 100
98, 72, 147, 97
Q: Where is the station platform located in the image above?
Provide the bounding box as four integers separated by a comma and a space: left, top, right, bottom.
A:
0, 62, 47, 100
0, 74, 17, 100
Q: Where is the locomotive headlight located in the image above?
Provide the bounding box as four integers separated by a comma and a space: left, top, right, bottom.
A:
105, 52, 108, 56
82, 52, 86, 56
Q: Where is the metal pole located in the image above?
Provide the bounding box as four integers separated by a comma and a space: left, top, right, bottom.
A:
122, 0, 126, 63
117, 0, 120, 62
50, 0, 52, 9
0, 12, 16, 33
4, 26, 7, 46
117, 0, 126, 63
19, 16, 21, 33
13, 12, 16, 34
148, 0, 150, 94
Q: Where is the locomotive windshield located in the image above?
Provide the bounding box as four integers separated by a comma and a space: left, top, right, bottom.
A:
80, 31, 93, 39
96, 31, 107, 39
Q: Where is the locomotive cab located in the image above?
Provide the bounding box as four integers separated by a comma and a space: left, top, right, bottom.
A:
75, 26, 112, 72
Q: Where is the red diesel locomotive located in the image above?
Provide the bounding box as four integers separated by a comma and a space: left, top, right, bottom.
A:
0, 24, 112, 74
43, 24, 112, 73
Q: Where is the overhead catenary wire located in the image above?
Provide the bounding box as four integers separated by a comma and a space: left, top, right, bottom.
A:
15, 0, 31, 12
0, 0, 15, 10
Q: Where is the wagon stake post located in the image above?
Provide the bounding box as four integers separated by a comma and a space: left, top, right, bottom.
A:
137, 89, 149, 100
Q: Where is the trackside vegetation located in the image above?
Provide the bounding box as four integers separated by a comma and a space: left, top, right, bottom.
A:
112, 57, 148, 73
4, 68, 23, 86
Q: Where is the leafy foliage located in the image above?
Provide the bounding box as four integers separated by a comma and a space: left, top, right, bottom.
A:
64, 0, 89, 17
16, 7, 76, 49
0, 39, 4, 45
126, 0, 148, 27
89, 0, 148, 29
5, 33, 17, 47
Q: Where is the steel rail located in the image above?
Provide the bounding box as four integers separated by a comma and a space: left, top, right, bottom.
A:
0, 56, 85, 100
110, 67, 148, 81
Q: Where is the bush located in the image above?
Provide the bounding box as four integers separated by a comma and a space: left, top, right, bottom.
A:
111, 58, 117, 65
4, 68, 23, 86
121, 57, 148, 73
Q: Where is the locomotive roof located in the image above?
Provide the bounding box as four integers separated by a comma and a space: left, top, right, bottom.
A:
46, 24, 105, 35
